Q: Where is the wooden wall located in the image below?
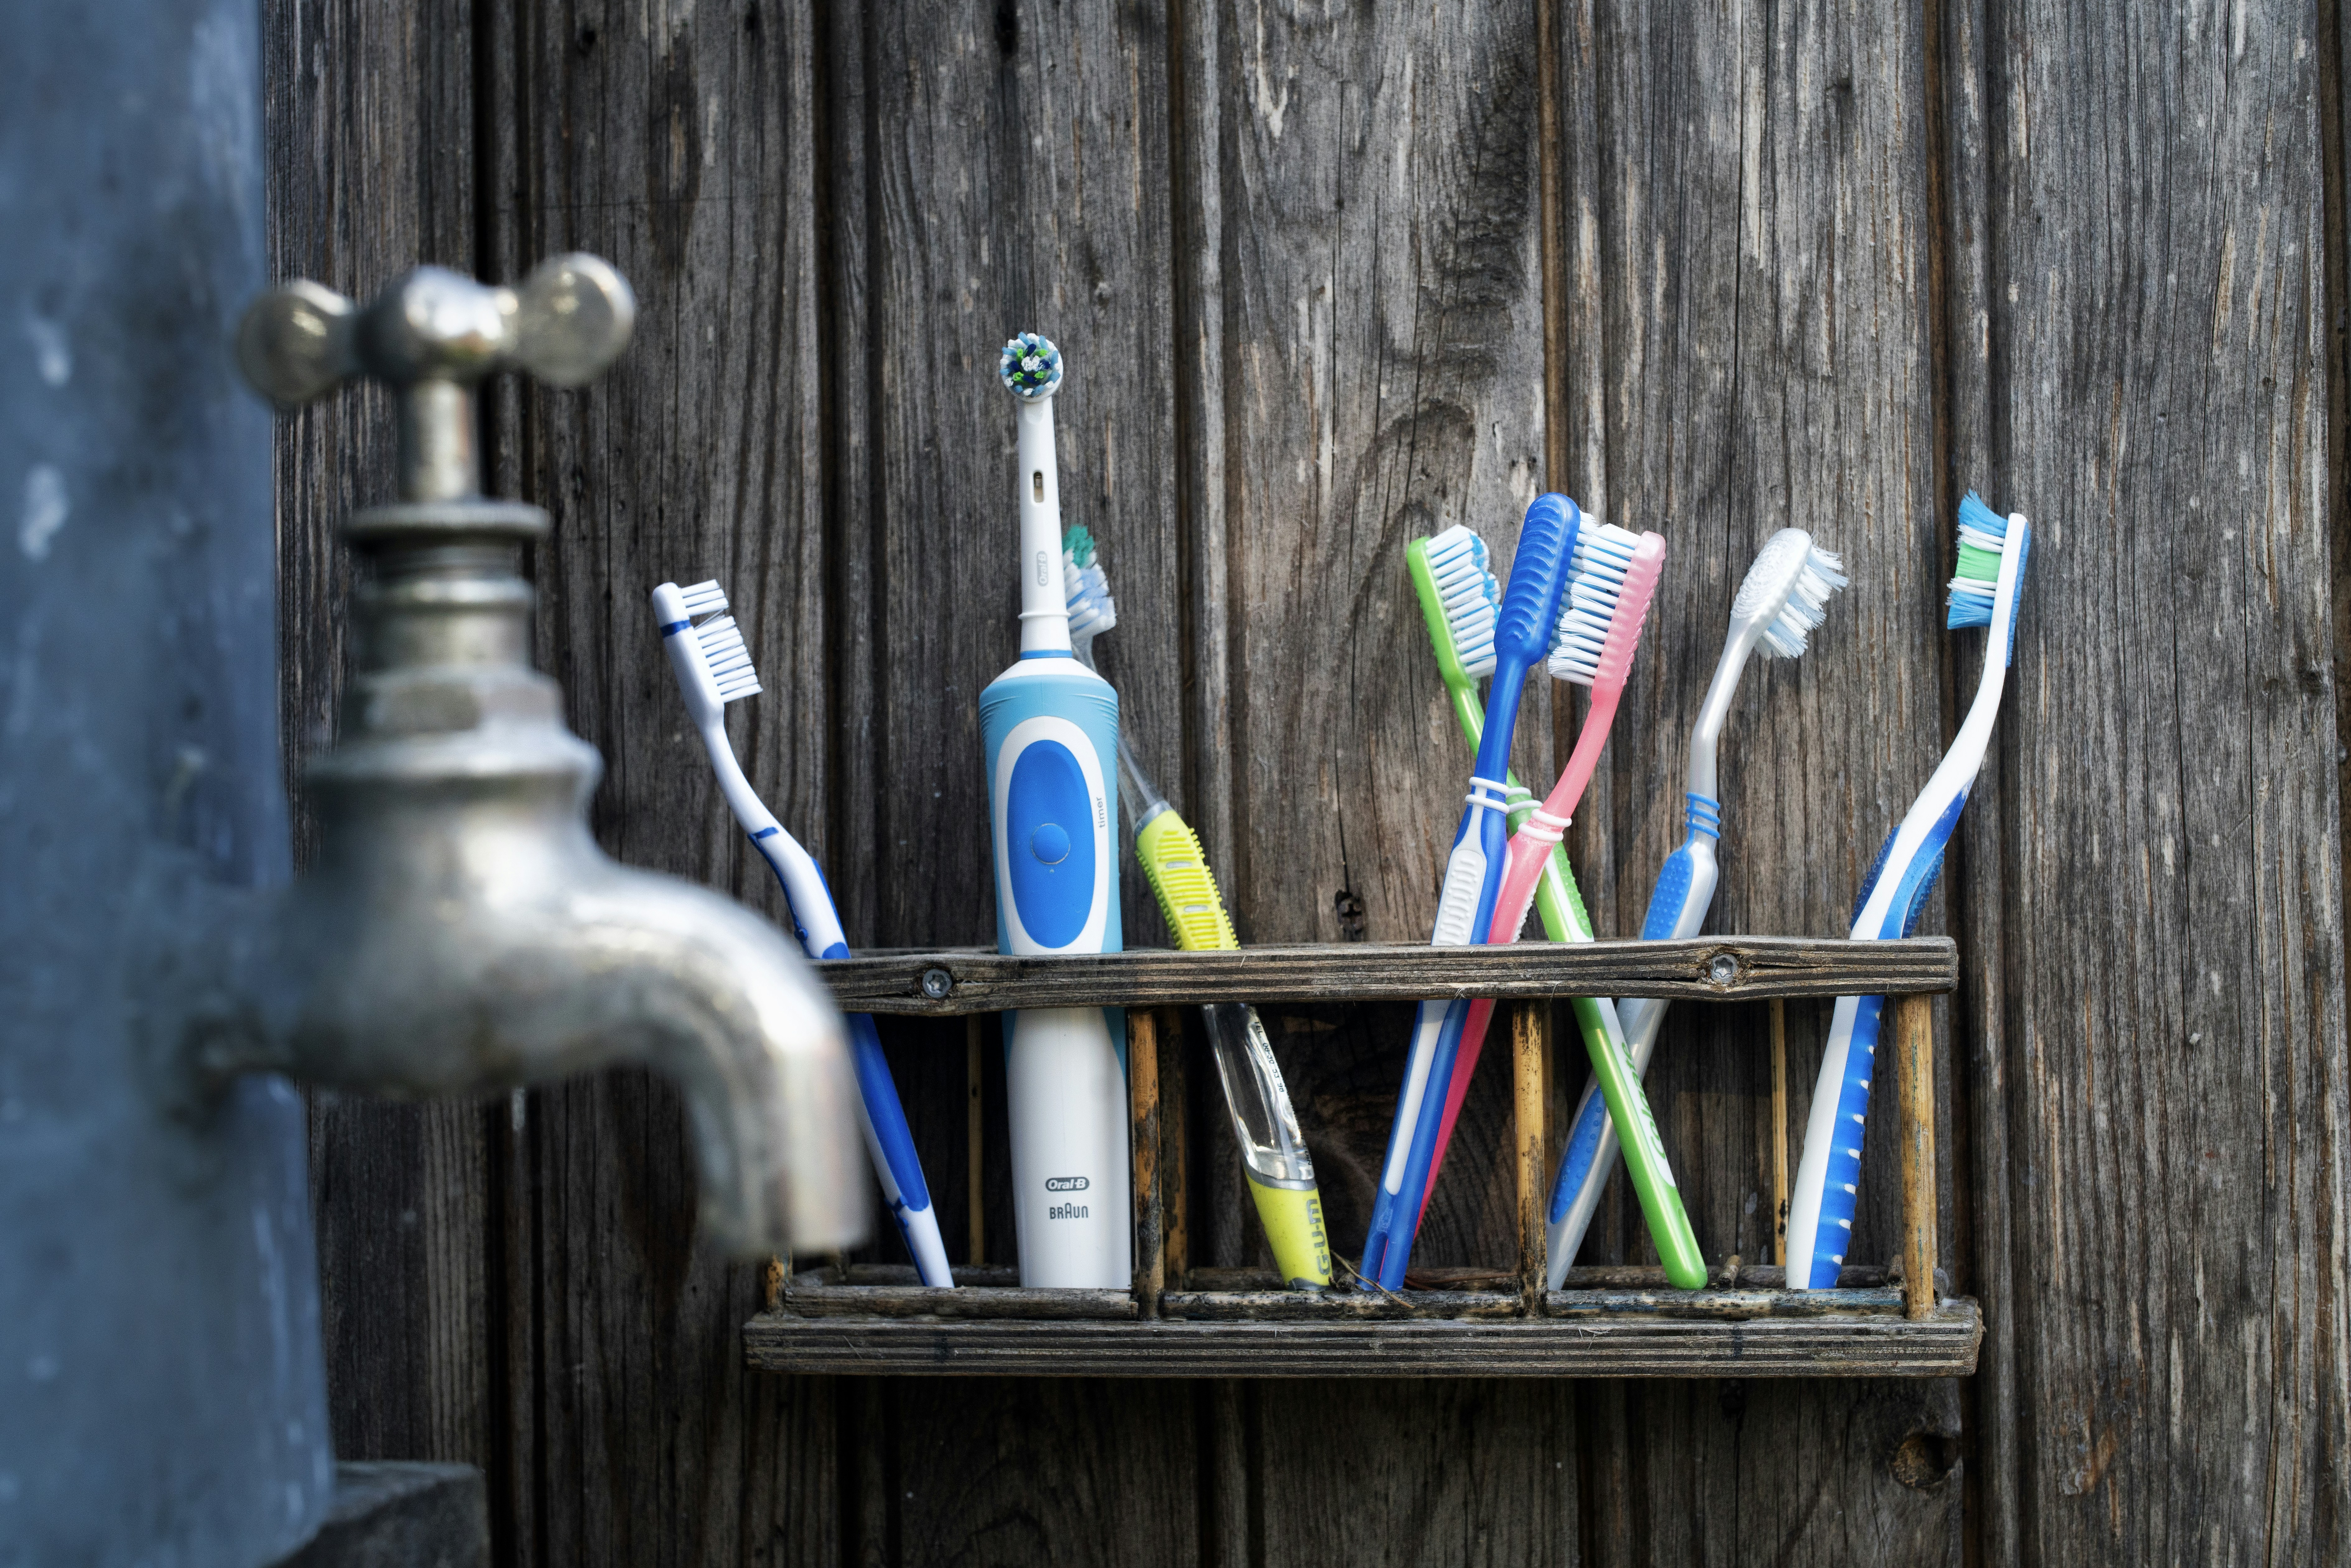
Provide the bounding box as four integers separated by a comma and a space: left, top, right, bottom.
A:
264, 0, 2351, 1562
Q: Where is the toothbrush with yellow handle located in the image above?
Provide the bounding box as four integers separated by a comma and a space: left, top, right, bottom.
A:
1066, 528, 1332, 1288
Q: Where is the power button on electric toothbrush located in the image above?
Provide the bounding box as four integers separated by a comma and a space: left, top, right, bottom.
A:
1030, 824, 1072, 865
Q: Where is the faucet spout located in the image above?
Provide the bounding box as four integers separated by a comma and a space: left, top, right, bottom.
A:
201, 260, 870, 1258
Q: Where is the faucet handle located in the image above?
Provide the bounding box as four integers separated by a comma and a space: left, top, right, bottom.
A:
237, 255, 636, 500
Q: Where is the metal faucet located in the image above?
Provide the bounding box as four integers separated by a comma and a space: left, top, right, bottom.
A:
183, 256, 866, 1257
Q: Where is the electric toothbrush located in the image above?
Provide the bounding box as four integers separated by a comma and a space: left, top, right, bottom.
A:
983, 333, 1132, 1289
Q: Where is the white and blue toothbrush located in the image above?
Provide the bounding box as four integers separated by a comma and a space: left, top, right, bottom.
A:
650, 579, 954, 1286
1360, 492, 1579, 1290
1545, 529, 1846, 1285
983, 332, 1132, 1290
1782, 492, 2029, 1288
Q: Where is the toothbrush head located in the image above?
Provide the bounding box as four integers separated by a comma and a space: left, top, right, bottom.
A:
1409, 525, 1501, 682
1733, 528, 1850, 660
1494, 494, 1581, 666
1063, 523, 1118, 649
1947, 490, 2031, 664
1000, 332, 1063, 400
1548, 523, 1667, 686
651, 578, 762, 727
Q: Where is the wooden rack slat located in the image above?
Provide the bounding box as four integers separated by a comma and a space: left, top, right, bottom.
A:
819, 935, 1956, 1016
743, 1300, 1984, 1378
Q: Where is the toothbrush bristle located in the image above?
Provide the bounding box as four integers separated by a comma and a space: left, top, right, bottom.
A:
694, 614, 763, 704
1422, 524, 1500, 678
1946, 489, 2018, 630
1063, 528, 1118, 644
999, 331, 1064, 400
1756, 542, 1850, 660
1548, 523, 1650, 685
677, 580, 729, 619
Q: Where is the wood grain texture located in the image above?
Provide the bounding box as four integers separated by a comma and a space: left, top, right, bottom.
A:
822, 935, 1957, 1014
830, 6, 1203, 1566
268, 0, 2351, 1559
1960, 2, 2349, 1561
745, 1300, 1983, 1379
260, 0, 505, 1521
484, 3, 844, 1566
1553, 0, 1964, 1560
1896, 993, 1937, 1320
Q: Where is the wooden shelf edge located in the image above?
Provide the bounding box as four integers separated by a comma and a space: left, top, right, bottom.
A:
741, 1297, 1983, 1379
817, 935, 1958, 1016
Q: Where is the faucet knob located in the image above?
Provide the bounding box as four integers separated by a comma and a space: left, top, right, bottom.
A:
237, 255, 636, 500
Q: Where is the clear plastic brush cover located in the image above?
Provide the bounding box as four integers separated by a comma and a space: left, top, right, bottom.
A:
1204, 1003, 1316, 1188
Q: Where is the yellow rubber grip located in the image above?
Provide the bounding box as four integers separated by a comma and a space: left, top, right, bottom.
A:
1136, 809, 1239, 953
1245, 1174, 1333, 1289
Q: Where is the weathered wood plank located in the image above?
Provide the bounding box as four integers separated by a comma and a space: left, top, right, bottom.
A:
836, 5, 1203, 1566
785, 1285, 1137, 1322
820, 935, 1958, 1014
1161, 1290, 1523, 1323
1967, 2, 2348, 1562
481, 2, 845, 1566
1173, 0, 1573, 1549
744, 1299, 1982, 1378
1554, 0, 1962, 1560
261, 0, 507, 1538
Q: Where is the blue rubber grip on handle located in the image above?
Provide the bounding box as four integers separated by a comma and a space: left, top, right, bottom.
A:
1376, 997, 1472, 1288
848, 1010, 932, 1217
1549, 1078, 1611, 1226
1803, 794, 1964, 1288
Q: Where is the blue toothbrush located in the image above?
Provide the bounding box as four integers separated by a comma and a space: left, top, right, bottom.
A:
650, 579, 953, 1286
1782, 492, 2030, 1287
1359, 493, 1579, 1290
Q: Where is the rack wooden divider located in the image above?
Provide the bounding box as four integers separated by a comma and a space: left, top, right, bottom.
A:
744, 937, 1980, 1379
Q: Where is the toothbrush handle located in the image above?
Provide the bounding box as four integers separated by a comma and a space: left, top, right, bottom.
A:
1134, 805, 1334, 1290
1410, 825, 1703, 1291
845, 1010, 954, 1287
1418, 823, 1556, 1177
743, 831, 956, 1288
1372, 996, 1473, 1289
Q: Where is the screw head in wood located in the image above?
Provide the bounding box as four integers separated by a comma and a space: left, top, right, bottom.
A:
921, 968, 953, 1000
1706, 952, 1739, 987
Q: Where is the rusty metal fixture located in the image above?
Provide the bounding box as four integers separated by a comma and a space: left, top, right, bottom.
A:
186, 257, 866, 1257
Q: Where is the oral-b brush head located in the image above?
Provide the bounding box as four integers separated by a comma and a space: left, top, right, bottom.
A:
1063, 523, 1117, 648
1000, 331, 1063, 400
652, 579, 762, 728
1409, 525, 1501, 681
1732, 528, 1849, 660
1548, 522, 1662, 685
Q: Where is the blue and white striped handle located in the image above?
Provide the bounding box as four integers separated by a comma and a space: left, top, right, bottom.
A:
1361, 775, 1510, 1289
1785, 790, 1963, 1289
751, 829, 955, 1288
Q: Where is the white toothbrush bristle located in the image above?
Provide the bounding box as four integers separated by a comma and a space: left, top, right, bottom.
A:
1547, 523, 1646, 685
677, 580, 729, 619
1424, 525, 1500, 678
1064, 554, 1118, 643
1756, 543, 1849, 660
694, 614, 764, 703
